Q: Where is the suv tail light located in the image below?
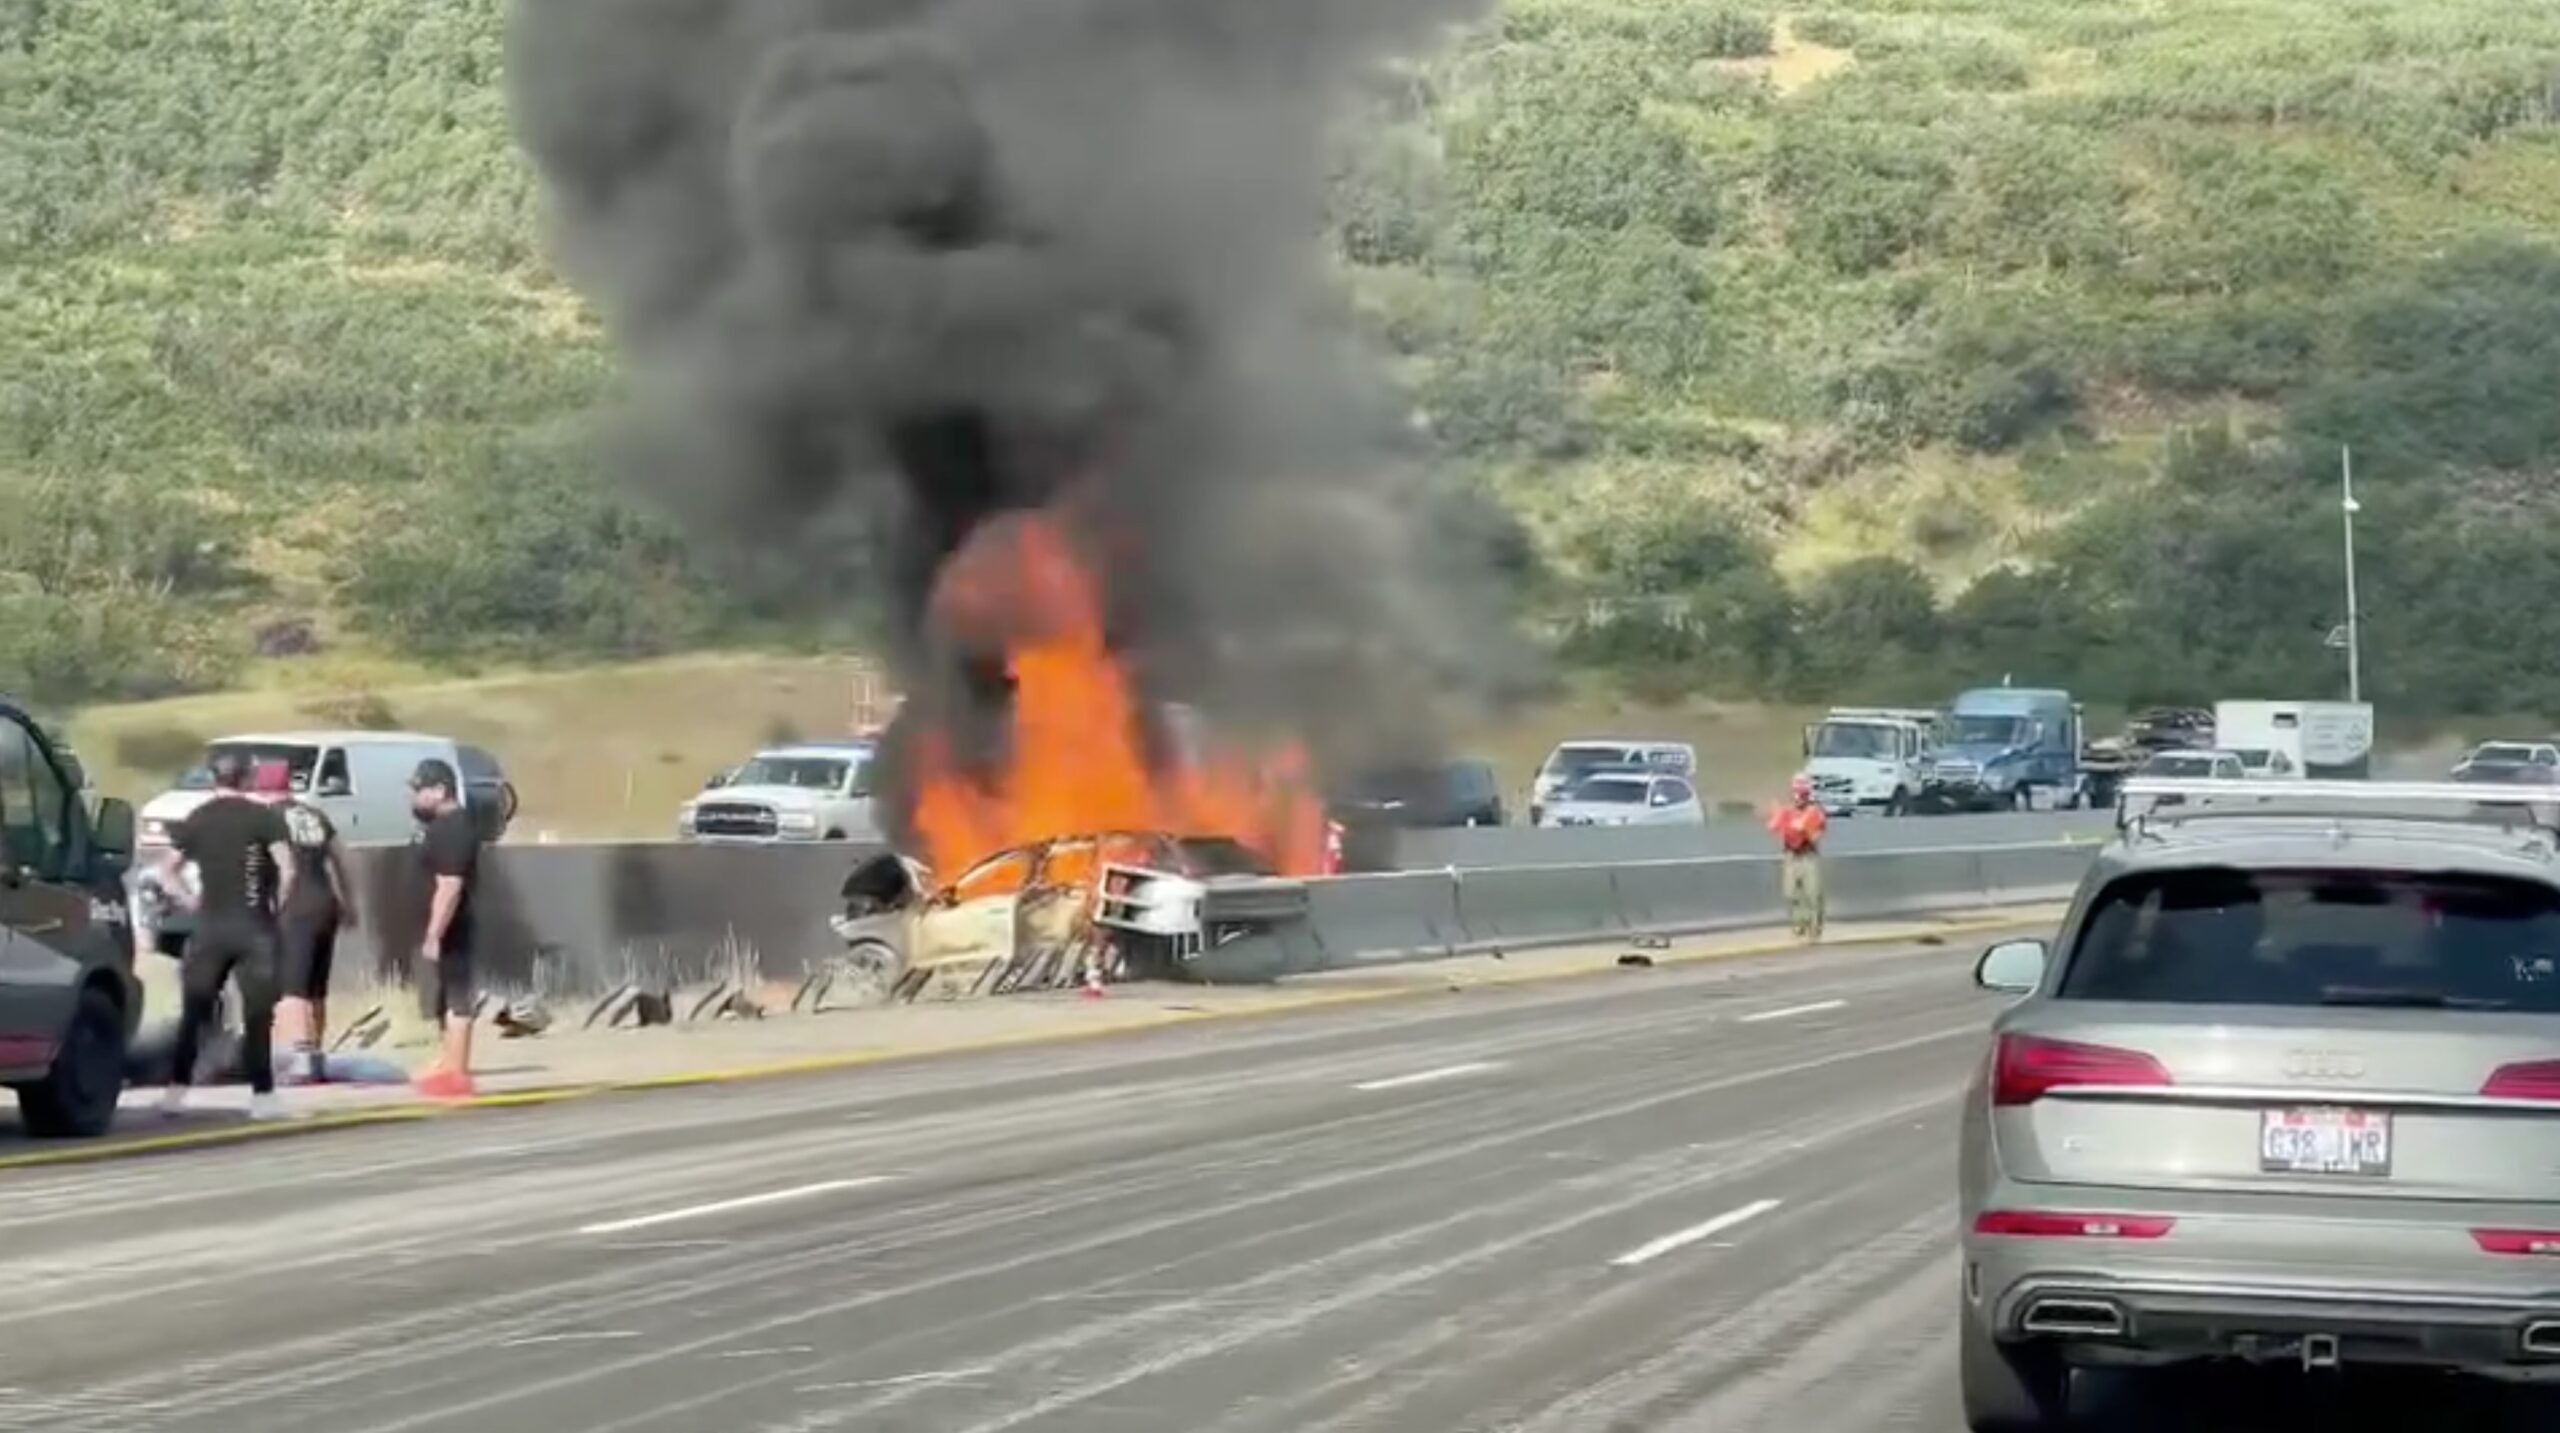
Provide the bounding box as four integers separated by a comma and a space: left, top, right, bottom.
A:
1975, 1211, 2175, 1240
1992, 1034, 2173, 1107
2473, 1230, 2560, 1257
2482, 1060, 2560, 1103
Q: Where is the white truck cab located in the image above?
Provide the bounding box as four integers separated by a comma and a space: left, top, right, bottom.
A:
1801, 706, 1940, 816
680, 740, 880, 844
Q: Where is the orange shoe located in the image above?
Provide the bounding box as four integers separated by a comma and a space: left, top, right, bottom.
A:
413, 1068, 477, 1101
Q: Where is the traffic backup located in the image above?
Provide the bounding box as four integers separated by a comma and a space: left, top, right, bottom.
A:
1958, 776, 2560, 1430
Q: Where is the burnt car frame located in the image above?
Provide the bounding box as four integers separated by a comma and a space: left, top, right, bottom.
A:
833, 831, 1308, 1000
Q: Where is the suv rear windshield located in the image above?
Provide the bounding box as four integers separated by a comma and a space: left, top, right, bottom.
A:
2060, 867, 2560, 1013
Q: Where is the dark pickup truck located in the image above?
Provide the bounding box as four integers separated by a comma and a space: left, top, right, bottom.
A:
0, 697, 142, 1137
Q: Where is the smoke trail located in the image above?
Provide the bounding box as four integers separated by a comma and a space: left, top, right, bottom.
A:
504, 0, 1504, 829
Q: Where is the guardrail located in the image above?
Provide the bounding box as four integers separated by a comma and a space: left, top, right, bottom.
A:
1378, 809, 2113, 870
1187, 840, 2097, 982
280, 832, 2097, 1005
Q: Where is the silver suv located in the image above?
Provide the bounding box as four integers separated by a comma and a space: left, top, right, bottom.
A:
1959, 778, 2560, 1429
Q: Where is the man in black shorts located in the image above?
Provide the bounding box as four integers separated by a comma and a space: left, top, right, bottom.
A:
409, 759, 482, 1100
158, 752, 297, 1118
255, 761, 358, 1083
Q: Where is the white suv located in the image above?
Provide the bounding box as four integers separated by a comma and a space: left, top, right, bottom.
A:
679, 741, 879, 844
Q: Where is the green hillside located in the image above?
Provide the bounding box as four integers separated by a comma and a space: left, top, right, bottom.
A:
12, 0, 2560, 718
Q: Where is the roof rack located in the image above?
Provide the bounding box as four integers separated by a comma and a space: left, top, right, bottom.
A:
2115, 777, 2560, 838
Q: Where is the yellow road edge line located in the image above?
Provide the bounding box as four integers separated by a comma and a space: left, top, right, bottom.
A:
0, 908, 2058, 1169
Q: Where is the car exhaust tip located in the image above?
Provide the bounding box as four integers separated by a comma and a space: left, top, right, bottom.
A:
2019, 1297, 2127, 1339
2520, 1320, 2560, 1358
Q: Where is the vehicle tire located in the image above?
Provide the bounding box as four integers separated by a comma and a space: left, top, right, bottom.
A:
16, 985, 129, 1140
1960, 1315, 2072, 1432
1886, 790, 1909, 817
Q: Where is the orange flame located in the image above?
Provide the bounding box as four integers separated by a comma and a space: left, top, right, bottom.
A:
908, 512, 1325, 877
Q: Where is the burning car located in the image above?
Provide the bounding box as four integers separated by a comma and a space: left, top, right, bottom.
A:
832, 830, 1308, 1000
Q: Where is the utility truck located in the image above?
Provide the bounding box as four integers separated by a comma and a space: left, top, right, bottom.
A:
2212, 699, 2374, 781
1800, 707, 1940, 816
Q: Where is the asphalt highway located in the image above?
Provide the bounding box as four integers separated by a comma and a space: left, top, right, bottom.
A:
0, 928, 2524, 1432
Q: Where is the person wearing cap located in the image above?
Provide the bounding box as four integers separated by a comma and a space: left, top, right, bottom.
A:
251, 760, 359, 1083
1768, 775, 1829, 941
407, 758, 483, 1099
157, 752, 297, 1118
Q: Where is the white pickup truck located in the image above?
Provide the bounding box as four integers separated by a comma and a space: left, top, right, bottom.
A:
678, 741, 881, 844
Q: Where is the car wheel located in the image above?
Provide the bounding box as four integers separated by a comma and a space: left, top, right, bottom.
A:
1960, 1313, 2072, 1431
16, 985, 129, 1140
1886, 790, 1909, 817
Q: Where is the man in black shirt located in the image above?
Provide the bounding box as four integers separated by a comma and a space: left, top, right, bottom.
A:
157, 752, 297, 1117
409, 759, 482, 1100
256, 760, 358, 1084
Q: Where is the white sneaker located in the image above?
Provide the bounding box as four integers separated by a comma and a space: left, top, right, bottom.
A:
248, 1092, 287, 1122
156, 1086, 188, 1118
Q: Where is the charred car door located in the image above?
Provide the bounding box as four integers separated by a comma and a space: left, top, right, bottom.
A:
910, 848, 1032, 982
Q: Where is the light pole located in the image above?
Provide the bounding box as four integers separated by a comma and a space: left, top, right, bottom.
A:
2340, 445, 2361, 704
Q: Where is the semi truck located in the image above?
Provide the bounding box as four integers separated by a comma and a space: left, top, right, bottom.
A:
1918, 684, 2125, 812
2212, 699, 2374, 780
1799, 707, 1941, 816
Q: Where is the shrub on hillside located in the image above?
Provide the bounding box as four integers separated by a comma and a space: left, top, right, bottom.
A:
336, 432, 714, 659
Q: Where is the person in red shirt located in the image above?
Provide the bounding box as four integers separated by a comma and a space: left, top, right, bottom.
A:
1769, 775, 1829, 940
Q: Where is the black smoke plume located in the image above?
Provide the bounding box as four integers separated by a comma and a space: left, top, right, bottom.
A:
504, 0, 1502, 846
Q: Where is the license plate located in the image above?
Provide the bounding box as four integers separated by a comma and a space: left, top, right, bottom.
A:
2260, 1108, 2392, 1177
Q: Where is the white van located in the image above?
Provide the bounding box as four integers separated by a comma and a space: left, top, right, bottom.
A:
134, 731, 517, 956
139, 731, 516, 852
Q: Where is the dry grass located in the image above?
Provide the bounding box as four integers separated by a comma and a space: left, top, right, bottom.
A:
1764, 17, 1858, 96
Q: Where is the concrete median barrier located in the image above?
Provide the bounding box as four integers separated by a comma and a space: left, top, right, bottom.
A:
1608, 858, 1783, 937
1825, 847, 1991, 922
1450, 864, 1631, 950
1300, 872, 1466, 966
1390, 810, 2114, 871
247, 826, 2096, 1016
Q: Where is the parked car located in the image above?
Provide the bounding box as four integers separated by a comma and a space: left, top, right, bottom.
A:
1529, 740, 1697, 826
1327, 759, 1505, 830
679, 741, 880, 843
1534, 768, 1704, 828
0, 696, 142, 1138
2129, 752, 2252, 793
2124, 706, 2216, 753
2452, 742, 2560, 786
1960, 774, 2560, 1429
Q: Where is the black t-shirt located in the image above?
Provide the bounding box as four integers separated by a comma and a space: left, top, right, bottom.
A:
414, 806, 481, 956
175, 795, 292, 919
278, 800, 340, 918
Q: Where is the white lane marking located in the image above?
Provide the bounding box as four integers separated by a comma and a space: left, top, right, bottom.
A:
1352, 1061, 1502, 1092
577, 1178, 889, 1235
499, 1331, 642, 1348
1610, 1198, 1784, 1268
797, 1368, 997, 1394
1737, 999, 1848, 1024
